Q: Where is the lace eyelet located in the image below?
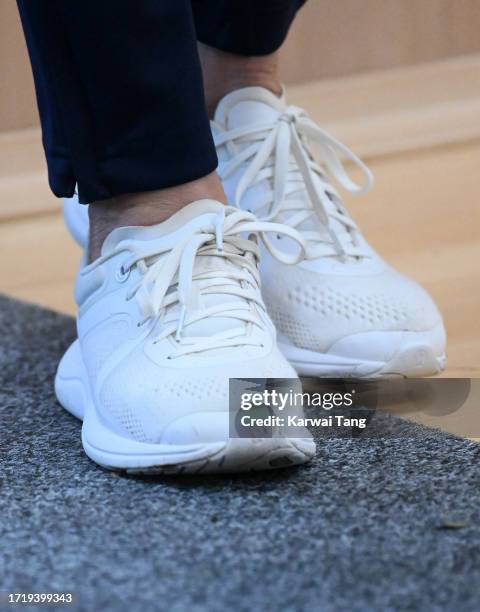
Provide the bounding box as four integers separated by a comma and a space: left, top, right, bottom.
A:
116, 263, 130, 283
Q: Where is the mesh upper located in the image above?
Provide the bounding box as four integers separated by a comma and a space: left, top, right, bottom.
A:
96, 346, 295, 443
262, 261, 442, 352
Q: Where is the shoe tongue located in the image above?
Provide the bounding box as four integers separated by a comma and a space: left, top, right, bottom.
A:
214, 86, 285, 130
101, 200, 254, 344
215, 88, 354, 256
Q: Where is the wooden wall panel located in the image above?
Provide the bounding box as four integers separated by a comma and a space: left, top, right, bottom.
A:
281, 0, 480, 82
0, 0, 38, 130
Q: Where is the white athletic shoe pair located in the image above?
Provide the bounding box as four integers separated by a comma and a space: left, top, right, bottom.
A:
56, 87, 446, 474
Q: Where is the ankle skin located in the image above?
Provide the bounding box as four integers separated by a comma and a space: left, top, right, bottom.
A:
88, 171, 226, 262
198, 43, 282, 117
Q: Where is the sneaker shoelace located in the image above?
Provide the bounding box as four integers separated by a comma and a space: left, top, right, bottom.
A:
214, 106, 374, 260
88, 208, 305, 357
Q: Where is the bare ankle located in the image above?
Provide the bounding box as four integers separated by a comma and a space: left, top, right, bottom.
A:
87, 171, 226, 262
198, 44, 282, 118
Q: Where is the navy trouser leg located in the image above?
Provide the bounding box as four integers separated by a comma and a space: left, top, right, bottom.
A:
17, 0, 214, 203
192, 0, 307, 56
16, 1, 306, 204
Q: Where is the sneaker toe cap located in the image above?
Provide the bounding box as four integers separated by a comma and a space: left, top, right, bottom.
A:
264, 264, 444, 352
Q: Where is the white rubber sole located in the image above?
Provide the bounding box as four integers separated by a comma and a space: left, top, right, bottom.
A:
279, 324, 447, 378
54, 340, 315, 475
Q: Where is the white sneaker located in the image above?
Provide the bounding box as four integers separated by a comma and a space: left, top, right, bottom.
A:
211, 87, 446, 378
55, 200, 315, 473
63, 87, 446, 378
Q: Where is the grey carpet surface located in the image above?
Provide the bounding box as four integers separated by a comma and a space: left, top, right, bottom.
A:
1, 294, 480, 612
